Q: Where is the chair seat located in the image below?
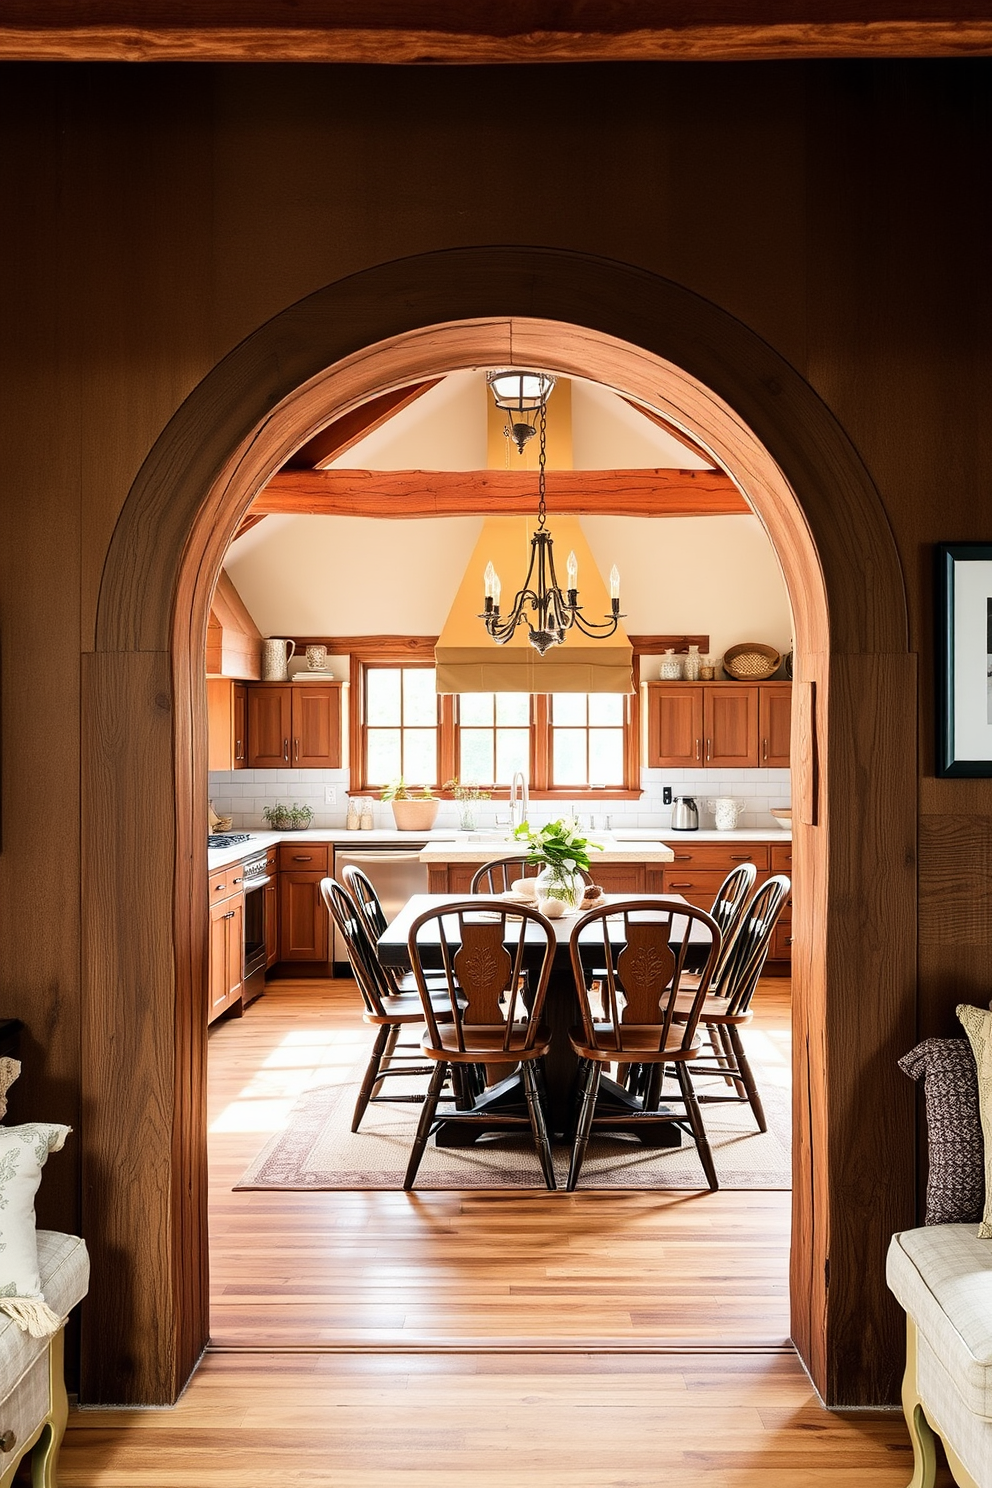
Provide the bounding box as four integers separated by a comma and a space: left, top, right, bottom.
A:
671, 990, 752, 1026
568, 1024, 702, 1062
367, 989, 461, 1025
423, 1023, 552, 1063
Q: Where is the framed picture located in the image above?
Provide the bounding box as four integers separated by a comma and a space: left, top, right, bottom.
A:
935, 543, 992, 776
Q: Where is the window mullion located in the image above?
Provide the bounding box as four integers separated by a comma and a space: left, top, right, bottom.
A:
438, 693, 456, 788
533, 694, 550, 790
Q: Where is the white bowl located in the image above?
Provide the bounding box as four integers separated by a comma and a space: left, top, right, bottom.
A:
770, 808, 792, 831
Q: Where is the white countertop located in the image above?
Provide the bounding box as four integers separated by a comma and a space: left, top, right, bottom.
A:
207, 824, 791, 872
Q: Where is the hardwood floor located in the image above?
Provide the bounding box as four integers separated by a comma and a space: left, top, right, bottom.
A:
60, 976, 931, 1484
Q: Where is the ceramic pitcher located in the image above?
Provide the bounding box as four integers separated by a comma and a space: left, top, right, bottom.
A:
262, 637, 295, 681
709, 796, 746, 831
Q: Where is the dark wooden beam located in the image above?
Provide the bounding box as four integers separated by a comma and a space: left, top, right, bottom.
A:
256, 467, 750, 517
2, 5, 991, 61
286, 380, 441, 470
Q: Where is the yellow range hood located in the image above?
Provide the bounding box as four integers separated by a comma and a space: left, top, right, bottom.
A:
436, 516, 633, 694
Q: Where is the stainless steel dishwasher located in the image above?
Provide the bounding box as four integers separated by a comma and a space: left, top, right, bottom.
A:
331, 843, 429, 973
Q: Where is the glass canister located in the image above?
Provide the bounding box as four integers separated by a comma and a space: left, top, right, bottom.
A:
683, 643, 702, 681
699, 653, 716, 681
659, 648, 683, 681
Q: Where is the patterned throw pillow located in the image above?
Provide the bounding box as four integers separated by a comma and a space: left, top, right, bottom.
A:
0, 1123, 71, 1335
957, 1004, 992, 1239
899, 1038, 984, 1226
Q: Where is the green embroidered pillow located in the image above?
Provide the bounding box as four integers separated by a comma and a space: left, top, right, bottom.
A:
0, 1123, 71, 1336
956, 1003, 992, 1239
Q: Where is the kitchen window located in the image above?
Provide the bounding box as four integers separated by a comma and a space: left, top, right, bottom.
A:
352, 654, 639, 797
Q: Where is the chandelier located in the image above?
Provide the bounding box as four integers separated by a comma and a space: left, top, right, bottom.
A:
480, 371, 623, 657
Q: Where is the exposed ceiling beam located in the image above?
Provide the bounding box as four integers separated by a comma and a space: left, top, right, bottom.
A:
621, 398, 719, 469
2, 5, 991, 61
255, 467, 750, 518
231, 513, 267, 542
286, 379, 441, 470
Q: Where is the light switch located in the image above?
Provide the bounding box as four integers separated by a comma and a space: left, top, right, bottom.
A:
324, 786, 337, 805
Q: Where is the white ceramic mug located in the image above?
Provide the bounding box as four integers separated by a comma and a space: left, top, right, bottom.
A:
709, 796, 746, 831
305, 644, 328, 671
262, 637, 295, 681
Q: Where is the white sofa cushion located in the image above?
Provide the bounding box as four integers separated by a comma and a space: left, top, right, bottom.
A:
887, 1224, 992, 1419
0, 1124, 71, 1335
0, 1232, 88, 1404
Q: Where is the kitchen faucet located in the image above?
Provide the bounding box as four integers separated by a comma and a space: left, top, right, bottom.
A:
510, 771, 529, 832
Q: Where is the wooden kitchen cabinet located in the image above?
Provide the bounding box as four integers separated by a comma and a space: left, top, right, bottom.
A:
264, 847, 279, 968
208, 869, 244, 1023
279, 872, 328, 961
207, 678, 248, 771
646, 684, 703, 768
645, 682, 790, 770
247, 682, 342, 769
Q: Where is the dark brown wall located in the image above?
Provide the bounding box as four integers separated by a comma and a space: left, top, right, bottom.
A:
0, 57, 989, 1396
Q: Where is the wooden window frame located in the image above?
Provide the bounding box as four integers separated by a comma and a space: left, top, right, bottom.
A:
303, 634, 706, 801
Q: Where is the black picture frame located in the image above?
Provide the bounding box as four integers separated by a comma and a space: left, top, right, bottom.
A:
935, 542, 992, 777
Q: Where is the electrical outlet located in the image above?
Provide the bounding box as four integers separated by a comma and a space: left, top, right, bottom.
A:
662, 786, 673, 805
324, 786, 337, 805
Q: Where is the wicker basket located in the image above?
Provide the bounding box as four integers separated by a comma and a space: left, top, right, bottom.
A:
722, 642, 782, 681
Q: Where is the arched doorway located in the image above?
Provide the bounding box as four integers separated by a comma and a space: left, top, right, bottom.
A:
84, 248, 916, 1408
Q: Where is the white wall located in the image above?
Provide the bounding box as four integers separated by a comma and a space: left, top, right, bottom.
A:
224, 510, 792, 661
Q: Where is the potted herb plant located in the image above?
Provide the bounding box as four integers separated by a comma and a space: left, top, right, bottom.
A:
380, 779, 439, 832
512, 817, 601, 909
262, 802, 314, 831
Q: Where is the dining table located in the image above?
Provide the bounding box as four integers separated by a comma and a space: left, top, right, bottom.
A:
376, 891, 714, 1148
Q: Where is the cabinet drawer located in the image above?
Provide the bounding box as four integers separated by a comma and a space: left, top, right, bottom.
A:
664, 843, 770, 870
277, 843, 329, 873
208, 866, 242, 901
770, 921, 793, 960
770, 842, 793, 872
265, 846, 278, 872
661, 868, 731, 899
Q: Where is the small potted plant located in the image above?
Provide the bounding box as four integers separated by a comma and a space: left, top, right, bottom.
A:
444, 777, 492, 832
512, 816, 601, 909
262, 801, 314, 831
380, 779, 439, 832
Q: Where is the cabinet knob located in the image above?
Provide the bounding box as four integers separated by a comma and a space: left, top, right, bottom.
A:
0, 1430, 16, 1452
224, 910, 236, 920
213, 883, 225, 891
232, 876, 243, 883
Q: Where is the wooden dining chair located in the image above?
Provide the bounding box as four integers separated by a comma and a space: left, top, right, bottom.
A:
566, 899, 723, 1192
320, 877, 458, 1133
403, 900, 558, 1191
469, 856, 593, 894
674, 874, 791, 1134
342, 863, 446, 998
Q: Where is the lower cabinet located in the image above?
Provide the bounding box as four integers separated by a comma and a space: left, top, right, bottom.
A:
264, 848, 279, 968
277, 843, 329, 962
208, 879, 244, 1023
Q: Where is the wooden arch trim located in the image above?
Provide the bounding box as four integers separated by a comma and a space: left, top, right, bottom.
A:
87, 248, 916, 1410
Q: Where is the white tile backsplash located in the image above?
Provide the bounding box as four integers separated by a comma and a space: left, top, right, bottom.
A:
208, 766, 791, 831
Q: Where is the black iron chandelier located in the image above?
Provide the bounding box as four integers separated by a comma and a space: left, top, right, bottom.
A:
480, 371, 623, 657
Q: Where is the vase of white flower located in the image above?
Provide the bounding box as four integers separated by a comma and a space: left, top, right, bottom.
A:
512, 817, 601, 911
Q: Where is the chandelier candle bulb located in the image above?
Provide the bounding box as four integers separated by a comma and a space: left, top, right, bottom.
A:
610, 565, 621, 603
567, 550, 578, 589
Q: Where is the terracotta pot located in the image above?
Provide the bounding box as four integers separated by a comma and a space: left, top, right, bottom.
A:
390, 798, 439, 831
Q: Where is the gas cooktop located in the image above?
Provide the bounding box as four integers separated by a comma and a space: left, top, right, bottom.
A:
208, 832, 253, 849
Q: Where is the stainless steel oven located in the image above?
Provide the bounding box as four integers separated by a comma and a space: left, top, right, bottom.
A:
241, 851, 271, 1006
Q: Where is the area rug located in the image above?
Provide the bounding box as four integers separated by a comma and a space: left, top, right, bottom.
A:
235, 1041, 791, 1192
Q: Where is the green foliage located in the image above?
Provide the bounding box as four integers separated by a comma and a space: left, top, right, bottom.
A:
444, 778, 492, 802
512, 816, 601, 873
262, 801, 314, 830
380, 778, 435, 802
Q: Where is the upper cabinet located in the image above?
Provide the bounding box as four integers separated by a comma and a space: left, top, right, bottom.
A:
246, 682, 342, 770
207, 678, 248, 771
645, 681, 791, 769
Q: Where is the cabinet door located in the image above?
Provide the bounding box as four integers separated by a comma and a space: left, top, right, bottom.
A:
592, 864, 645, 894
264, 878, 279, 968
279, 872, 328, 961
759, 683, 792, 767
291, 683, 342, 769
704, 686, 759, 767
247, 685, 292, 768
645, 684, 703, 768
233, 683, 248, 769
209, 895, 243, 1022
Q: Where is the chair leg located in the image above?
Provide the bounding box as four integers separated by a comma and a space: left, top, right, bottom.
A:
522, 1060, 557, 1191
728, 1025, 767, 1132
403, 1060, 448, 1191
715, 1023, 748, 1098
353, 1024, 392, 1132
674, 1062, 719, 1192
370, 1023, 401, 1099
567, 1060, 602, 1192
708, 1023, 739, 1089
